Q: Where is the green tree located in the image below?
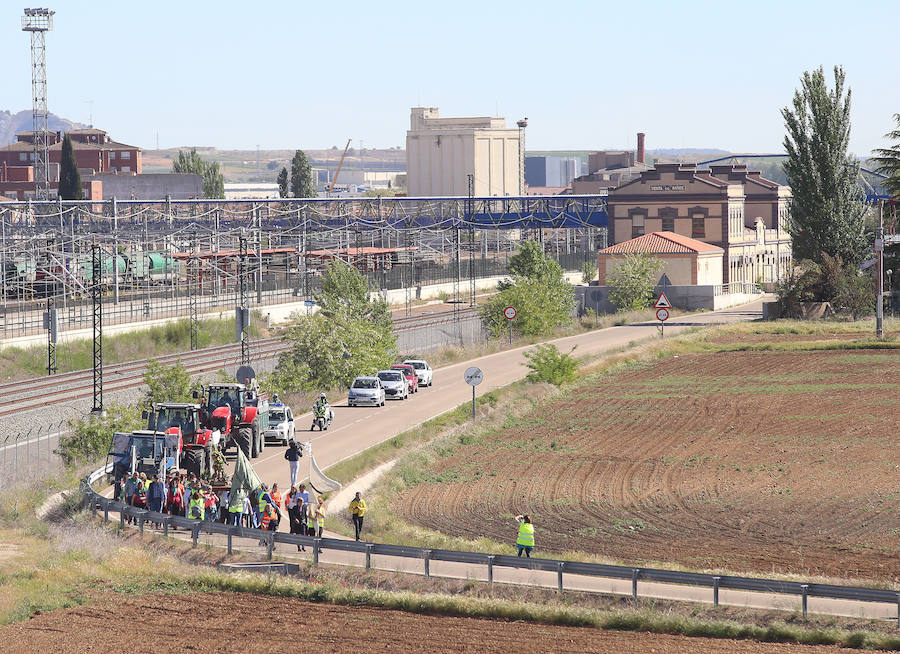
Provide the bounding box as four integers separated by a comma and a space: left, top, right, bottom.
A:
580, 259, 598, 284
481, 242, 575, 337
290, 149, 316, 198
606, 253, 663, 312
277, 167, 289, 198
57, 402, 143, 465
143, 359, 201, 406
172, 149, 224, 198
871, 113, 900, 200
272, 260, 396, 391
58, 133, 82, 200
782, 66, 868, 264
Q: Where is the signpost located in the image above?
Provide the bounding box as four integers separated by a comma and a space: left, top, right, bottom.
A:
654, 293, 671, 338
464, 366, 483, 420
503, 306, 516, 344
304, 299, 315, 316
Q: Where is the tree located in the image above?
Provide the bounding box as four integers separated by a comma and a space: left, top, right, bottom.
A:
277, 167, 289, 198
289, 149, 316, 198
58, 133, 82, 200
871, 113, 900, 200
580, 259, 598, 284
271, 260, 396, 391
523, 344, 578, 386
172, 149, 224, 198
57, 402, 143, 465
782, 66, 868, 265
481, 241, 575, 337
606, 253, 663, 312
143, 359, 201, 406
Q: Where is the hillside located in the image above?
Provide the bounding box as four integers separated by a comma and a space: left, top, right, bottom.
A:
0, 109, 87, 146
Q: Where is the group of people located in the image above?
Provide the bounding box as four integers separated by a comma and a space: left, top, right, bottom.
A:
252, 482, 326, 547
116, 470, 224, 524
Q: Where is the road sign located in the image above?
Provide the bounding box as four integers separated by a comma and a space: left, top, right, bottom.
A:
656, 308, 670, 322
654, 292, 672, 309
503, 306, 517, 320
464, 367, 483, 386
304, 300, 316, 306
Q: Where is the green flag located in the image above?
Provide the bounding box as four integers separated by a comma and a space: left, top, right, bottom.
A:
228, 447, 263, 512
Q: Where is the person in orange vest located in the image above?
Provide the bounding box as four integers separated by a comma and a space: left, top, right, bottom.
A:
259, 503, 277, 547
270, 483, 283, 529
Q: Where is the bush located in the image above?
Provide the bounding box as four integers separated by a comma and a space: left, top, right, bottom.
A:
775, 255, 873, 319
580, 260, 598, 285
143, 359, 201, 406
57, 402, 143, 465
523, 344, 578, 386
607, 254, 663, 312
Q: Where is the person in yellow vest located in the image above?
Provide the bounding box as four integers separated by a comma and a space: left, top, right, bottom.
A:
188, 490, 205, 521
314, 498, 325, 538
349, 492, 367, 541
515, 514, 534, 558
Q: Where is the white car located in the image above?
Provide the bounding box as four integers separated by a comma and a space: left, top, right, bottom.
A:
377, 369, 409, 400
265, 403, 295, 445
348, 376, 386, 407
403, 359, 434, 387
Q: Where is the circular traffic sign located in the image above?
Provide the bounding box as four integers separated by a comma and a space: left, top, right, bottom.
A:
464, 366, 484, 386
656, 308, 670, 322
503, 306, 517, 320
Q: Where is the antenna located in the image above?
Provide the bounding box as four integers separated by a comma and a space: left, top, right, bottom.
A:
22, 8, 55, 200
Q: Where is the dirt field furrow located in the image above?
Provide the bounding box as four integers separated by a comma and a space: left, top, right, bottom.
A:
394, 346, 900, 581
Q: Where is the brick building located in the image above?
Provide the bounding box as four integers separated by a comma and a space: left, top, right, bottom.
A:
0, 128, 141, 199
605, 163, 792, 285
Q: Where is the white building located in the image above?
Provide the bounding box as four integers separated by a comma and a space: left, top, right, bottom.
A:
224, 183, 281, 200
406, 107, 522, 197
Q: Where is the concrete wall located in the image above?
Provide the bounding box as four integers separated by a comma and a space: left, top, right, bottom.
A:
577, 283, 761, 314
90, 173, 203, 200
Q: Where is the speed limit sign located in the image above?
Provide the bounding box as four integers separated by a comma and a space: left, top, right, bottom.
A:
656, 308, 670, 322
503, 306, 517, 320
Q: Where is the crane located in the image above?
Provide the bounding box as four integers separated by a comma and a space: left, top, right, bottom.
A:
328, 138, 353, 195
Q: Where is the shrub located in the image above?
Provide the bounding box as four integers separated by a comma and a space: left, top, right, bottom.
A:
523, 344, 578, 386
57, 402, 143, 465
607, 254, 663, 312
580, 260, 598, 285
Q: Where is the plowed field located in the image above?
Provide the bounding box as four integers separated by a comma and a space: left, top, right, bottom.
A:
395, 346, 900, 581
0, 590, 883, 653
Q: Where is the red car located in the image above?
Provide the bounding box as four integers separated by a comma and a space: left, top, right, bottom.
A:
390, 364, 419, 394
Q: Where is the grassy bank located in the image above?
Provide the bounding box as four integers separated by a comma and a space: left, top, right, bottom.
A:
0, 316, 268, 381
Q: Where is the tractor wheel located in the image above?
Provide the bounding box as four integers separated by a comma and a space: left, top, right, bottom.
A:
235, 427, 252, 460
182, 449, 202, 478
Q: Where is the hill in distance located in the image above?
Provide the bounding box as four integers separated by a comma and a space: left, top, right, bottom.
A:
0, 109, 88, 146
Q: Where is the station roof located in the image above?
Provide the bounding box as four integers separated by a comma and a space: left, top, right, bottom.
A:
599, 231, 723, 255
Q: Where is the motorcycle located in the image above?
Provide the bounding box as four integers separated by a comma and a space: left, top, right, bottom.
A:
311, 403, 334, 431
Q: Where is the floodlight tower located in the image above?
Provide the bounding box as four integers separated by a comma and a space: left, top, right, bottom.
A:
22, 8, 55, 200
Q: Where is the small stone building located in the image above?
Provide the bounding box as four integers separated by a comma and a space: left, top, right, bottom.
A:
598, 231, 724, 287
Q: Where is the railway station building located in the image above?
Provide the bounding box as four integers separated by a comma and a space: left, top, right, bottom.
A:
605, 163, 792, 286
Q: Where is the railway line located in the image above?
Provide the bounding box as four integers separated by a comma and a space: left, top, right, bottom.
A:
0, 306, 482, 418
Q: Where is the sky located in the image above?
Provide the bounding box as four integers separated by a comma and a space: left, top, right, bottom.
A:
2, 0, 898, 155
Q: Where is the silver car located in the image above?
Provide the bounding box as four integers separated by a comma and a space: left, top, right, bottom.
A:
403, 359, 434, 387
347, 376, 385, 407
377, 370, 409, 400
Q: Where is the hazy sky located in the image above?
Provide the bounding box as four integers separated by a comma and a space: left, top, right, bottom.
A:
2, 1, 898, 155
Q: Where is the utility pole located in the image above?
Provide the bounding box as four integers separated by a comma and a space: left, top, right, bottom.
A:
45, 297, 57, 375
467, 174, 476, 306
238, 232, 250, 366
91, 243, 103, 414
22, 8, 54, 199
876, 200, 884, 340
189, 230, 199, 350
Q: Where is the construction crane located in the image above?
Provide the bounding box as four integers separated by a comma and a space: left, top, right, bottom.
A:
328, 138, 353, 195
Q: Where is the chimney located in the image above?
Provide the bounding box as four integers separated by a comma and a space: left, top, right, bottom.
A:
636, 132, 645, 164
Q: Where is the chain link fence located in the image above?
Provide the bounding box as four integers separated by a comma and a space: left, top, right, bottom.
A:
0, 420, 67, 491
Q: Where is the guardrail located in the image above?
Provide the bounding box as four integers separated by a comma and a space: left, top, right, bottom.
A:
80, 469, 900, 624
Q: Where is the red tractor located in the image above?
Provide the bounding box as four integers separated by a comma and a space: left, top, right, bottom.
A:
196, 382, 269, 460
144, 403, 221, 478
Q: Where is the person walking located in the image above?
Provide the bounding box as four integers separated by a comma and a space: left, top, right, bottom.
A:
284, 441, 301, 487
122, 472, 138, 524
515, 515, 534, 558
146, 474, 166, 526
296, 498, 307, 551
188, 490, 205, 521
349, 492, 367, 541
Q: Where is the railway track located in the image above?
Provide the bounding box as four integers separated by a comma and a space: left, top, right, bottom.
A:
0, 306, 483, 417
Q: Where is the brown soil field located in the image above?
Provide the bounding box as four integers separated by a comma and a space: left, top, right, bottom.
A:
395, 347, 900, 581
1, 590, 884, 654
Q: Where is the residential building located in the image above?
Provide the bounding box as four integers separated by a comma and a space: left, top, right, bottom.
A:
406, 107, 522, 197
605, 163, 792, 285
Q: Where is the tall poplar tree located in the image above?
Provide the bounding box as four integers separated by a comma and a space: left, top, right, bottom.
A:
289, 149, 316, 198
58, 133, 83, 200
871, 113, 900, 201
781, 66, 867, 265
276, 166, 289, 197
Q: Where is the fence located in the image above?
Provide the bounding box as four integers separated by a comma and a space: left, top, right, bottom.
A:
81, 467, 900, 624
0, 421, 67, 491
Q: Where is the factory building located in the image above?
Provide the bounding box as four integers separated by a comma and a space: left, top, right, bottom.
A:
406, 107, 522, 197
525, 156, 581, 188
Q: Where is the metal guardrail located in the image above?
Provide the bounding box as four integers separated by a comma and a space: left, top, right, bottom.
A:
80, 470, 900, 624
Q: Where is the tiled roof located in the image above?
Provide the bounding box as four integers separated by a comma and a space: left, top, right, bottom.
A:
599, 231, 723, 255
